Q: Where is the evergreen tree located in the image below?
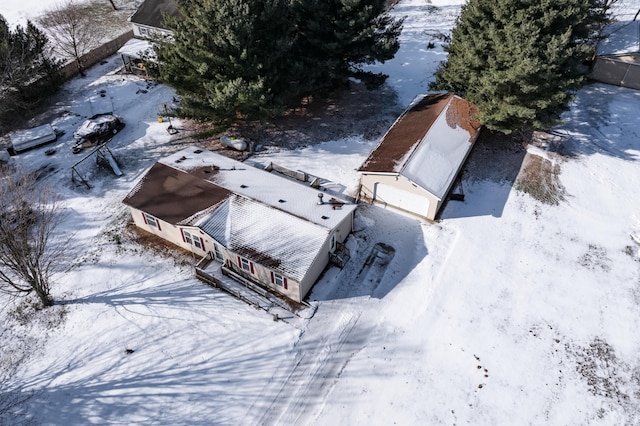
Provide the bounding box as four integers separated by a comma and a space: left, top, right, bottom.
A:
0, 16, 62, 130
157, 0, 296, 122
431, 0, 605, 134
293, 0, 403, 91
157, 0, 403, 122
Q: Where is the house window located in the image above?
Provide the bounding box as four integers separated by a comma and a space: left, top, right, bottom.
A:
330, 234, 337, 253
237, 256, 254, 274
142, 212, 161, 231
270, 272, 288, 290
139, 27, 148, 36
213, 243, 224, 262
182, 229, 204, 250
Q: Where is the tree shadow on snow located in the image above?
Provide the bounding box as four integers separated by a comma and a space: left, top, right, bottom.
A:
553, 83, 640, 162
441, 129, 527, 220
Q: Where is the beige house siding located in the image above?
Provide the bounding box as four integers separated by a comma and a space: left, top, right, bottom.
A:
299, 211, 354, 299
128, 207, 210, 257
300, 247, 330, 299
359, 173, 440, 220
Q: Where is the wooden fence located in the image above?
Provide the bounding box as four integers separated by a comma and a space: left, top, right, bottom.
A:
59, 30, 134, 80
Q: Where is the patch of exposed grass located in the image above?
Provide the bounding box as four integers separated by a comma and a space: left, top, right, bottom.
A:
515, 153, 566, 206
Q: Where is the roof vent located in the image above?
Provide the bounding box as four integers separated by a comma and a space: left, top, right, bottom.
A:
321, 215, 329, 220
194, 149, 203, 154
278, 199, 286, 203
317, 193, 324, 205
240, 184, 248, 188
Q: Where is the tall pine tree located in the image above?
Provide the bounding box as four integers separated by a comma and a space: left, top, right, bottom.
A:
0, 16, 62, 130
431, 0, 605, 134
293, 0, 403, 91
157, 0, 403, 122
157, 0, 296, 121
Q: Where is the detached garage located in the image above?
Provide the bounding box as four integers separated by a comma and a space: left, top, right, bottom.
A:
358, 93, 481, 220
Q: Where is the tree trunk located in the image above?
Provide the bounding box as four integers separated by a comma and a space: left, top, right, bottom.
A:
35, 290, 54, 307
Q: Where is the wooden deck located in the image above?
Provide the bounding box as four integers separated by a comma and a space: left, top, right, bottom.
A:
195, 254, 307, 315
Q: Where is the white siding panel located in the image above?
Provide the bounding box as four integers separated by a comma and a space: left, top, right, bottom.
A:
374, 183, 428, 217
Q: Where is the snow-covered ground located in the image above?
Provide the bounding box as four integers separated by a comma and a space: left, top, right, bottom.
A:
0, 0, 138, 26
2, 0, 640, 425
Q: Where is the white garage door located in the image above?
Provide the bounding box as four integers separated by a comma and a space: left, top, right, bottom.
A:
374, 183, 428, 216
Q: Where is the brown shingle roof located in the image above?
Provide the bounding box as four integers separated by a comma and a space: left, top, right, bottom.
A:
129, 0, 181, 31
123, 162, 230, 225
359, 93, 458, 173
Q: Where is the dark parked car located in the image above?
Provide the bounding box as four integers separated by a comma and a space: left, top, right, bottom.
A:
72, 113, 125, 153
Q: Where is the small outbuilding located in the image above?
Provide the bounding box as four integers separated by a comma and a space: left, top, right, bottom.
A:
591, 21, 640, 90
358, 93, 481, 220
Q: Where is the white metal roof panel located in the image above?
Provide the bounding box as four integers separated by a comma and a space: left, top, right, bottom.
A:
401, 97, 478, 199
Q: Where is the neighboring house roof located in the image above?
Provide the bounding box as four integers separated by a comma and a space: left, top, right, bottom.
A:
199, 195, 330, 281
123, 162, 230, 225
359, 93, 481, 199
597, 21, 640, 56
129, 0, 181, 31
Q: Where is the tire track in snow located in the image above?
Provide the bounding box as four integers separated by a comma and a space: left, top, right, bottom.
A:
248, 243, 395, 425
255, 309, 362, 426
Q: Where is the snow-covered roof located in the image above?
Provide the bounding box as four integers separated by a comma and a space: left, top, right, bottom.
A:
198, 195, 330, 281
597, 21, 640, 56
359, 94, 481, 199
9, 123, 56, 146
159, 146, 356, 230
117, 38, 156, 61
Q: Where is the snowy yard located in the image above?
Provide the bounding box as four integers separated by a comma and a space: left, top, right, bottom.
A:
2, 0, 640, 425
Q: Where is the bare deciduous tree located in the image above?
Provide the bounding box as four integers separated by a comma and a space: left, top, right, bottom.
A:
0, 170, 65, 307
38, 1, 107, 76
